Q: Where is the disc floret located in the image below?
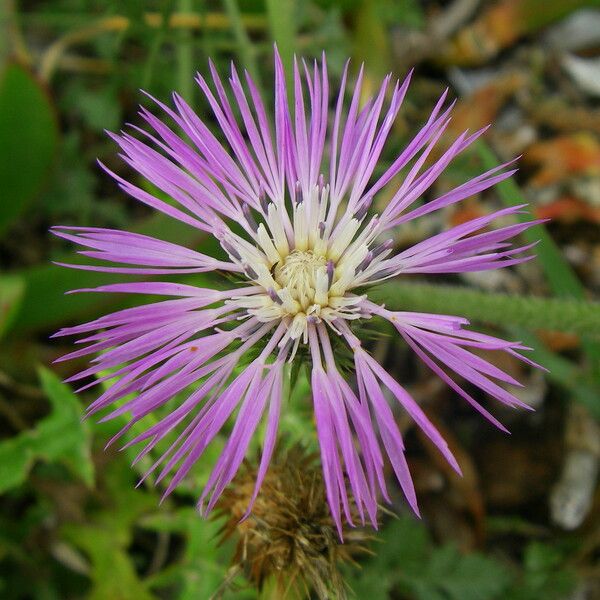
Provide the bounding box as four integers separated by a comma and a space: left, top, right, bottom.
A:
224, 182, 388, 352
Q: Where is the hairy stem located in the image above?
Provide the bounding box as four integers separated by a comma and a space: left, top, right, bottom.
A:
371, 282, 600, 338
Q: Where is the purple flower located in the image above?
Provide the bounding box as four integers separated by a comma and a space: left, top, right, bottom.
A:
53, 49, 542, 535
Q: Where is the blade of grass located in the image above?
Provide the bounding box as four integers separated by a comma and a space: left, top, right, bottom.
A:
265, 0, 297, 77
176, 0, 194, 103
222, 0, 263, 92
477, 142, 584, 298
477, 141, 600, 368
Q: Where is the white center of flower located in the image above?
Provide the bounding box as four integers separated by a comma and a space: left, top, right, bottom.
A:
273, 250, 327, 311
224, 183, 394, 346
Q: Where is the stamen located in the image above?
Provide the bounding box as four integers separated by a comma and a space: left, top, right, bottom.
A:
318, 173, 325, 193
327, 260, 335, 288
268, 287, 283, 305
222, 240, 242, 261
242, 204, 259, 232
354, 196, 372, 221
244, 264, 258, 279
259, 188, 269, 214
372, 239, 394, 258
295, 181, 303, 205
355, 251, 373, 274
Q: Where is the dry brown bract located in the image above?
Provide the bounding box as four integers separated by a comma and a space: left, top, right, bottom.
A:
214, 445, 372, 599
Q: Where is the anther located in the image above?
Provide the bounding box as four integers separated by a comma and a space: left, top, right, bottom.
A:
355, 251, 373, 274
326, 260, 335, 288
244, 264, 258, 279
259, 188, 269, 214
318, 221, 326, 238
318, 173, 325, 193
372, 239, 394, 258
222, 240, 242, 261
353, 197, 372, 221
294, 181, 303, 205
368, 265, 396, 281
242, 204, 259, 232
268, 287, 283, 305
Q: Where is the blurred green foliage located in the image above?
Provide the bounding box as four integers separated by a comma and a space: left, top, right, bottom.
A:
0, 368, 93, 493
349, 516, 577, 600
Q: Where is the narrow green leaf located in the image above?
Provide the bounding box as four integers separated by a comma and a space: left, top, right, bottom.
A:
176, 0, 194, 103
477, 142, 584, 299
223, 0, 263, 91
353, 0, 392, 77
10, 212, 214, 334
477, 141, 600, 368
265, 0, 297, 75
0, 63, 59, 236
511, 327, 600, 418
519, 0, 600, 35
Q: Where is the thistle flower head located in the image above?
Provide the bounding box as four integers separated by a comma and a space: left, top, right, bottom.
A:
53, 48, 543, 535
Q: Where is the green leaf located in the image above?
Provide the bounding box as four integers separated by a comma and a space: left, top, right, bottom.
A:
10, 212, 215, 335
349, 517, 512, 600
62, 525, 155, 600
60, 446, 159, 599
0, 367, 93, 493
505, 542, 576, 600
0, 63, 59, 236
142, 509, 240, 599
347, 516, 429, 599
437, 552, 512, 600
0, 275, 24, 339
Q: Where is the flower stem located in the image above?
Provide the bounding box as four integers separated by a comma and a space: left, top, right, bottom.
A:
370, 282, 600, 338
